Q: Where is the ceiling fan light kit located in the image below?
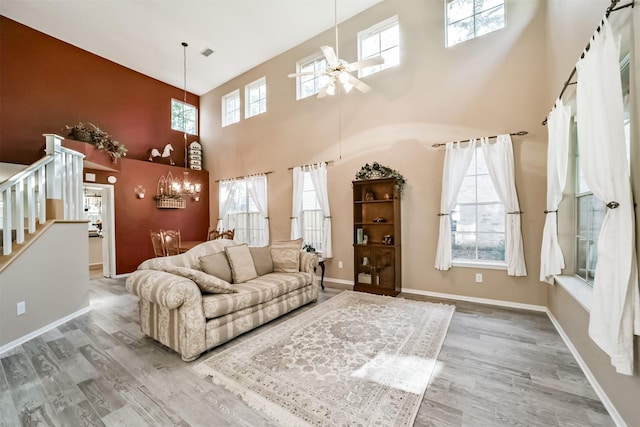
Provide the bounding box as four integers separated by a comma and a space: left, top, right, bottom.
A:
287, 0, 384, 98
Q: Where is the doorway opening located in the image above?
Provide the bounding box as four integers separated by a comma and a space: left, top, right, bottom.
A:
83, 184, 115, 278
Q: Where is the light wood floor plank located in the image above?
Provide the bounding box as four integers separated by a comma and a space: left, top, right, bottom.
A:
0, 278, 615, 426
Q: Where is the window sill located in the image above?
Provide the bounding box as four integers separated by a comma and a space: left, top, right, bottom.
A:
451, 260, 507, 270
553, 275, 592, 312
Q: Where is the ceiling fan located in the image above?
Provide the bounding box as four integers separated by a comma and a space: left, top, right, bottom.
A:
287, 0, 384, 98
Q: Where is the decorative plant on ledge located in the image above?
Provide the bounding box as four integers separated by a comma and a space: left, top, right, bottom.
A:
355, 162, 406, 192
65, 122, 128, 162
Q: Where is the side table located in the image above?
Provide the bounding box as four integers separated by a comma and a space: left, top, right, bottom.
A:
316, 256, 325, 290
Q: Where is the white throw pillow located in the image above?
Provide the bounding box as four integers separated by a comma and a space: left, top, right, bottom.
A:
225, 244, 259, 283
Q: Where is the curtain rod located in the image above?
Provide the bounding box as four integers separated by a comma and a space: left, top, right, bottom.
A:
287, 160, 334, 171
542, 0, 634, 126
431, 131, 528, 148
214, 171, 273, 183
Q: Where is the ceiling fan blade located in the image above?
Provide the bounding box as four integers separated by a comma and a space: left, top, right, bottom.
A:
320, 45, 339, 67
348, 74, 371, 93
317, 81, 330, 99
287, 71, 323, 78
346, 56, 384, 71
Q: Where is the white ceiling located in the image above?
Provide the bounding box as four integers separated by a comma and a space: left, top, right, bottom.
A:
1, 0, 383, 95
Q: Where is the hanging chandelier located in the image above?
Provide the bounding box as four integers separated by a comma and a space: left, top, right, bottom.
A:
179, 41, 200, 201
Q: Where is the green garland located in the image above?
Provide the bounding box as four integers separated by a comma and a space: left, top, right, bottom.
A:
355, 162, 406, 192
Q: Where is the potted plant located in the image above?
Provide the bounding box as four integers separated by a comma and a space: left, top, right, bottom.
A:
302, 243, 316, 253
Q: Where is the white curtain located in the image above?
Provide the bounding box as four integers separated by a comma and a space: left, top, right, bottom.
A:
247, 174, 269, 246
540, 100, 572, 283
576, 16, 640, 375
435, 140, 476, 270
217, 179, 237, 229
308, 163, 333, 258
290, 166, 304, 239
481, 135, 527, 276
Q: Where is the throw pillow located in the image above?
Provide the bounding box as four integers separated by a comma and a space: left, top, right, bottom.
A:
270, 238, 303, 273
225, 244, 259, 283
250, 246, 274, 276
154, 265, 236, 294
199, 251, 233, 283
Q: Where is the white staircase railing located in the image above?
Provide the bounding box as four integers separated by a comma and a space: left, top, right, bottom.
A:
1, 134, 84, 256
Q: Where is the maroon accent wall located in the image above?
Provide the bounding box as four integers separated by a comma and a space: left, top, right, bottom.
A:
86, 158, 209, 274
0, 16, 199, 166
1, 17, 209, 274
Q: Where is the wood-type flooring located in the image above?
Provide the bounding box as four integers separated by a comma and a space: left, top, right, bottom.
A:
0, 278, 614, 426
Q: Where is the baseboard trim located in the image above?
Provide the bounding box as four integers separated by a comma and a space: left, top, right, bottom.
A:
0, 306, 91, 356
401, 287, 547, 312
545, 310, 624, 427
323, 277, 354, 286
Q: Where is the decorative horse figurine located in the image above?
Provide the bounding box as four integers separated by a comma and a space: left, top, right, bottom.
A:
148, 143, 175, 165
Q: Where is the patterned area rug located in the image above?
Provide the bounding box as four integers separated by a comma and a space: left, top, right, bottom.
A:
194, 291, 455, 427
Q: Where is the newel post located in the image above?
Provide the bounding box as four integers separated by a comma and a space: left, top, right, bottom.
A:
44, 134, 65, 219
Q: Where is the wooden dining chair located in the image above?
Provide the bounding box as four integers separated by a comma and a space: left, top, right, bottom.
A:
150, 230, 166, 257
207, 227, 235, 241
163, 229, 182, 256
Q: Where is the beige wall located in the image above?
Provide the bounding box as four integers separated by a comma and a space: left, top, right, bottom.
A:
201, 0, 549, 306
544, 1, 640, 425
0, 222, 90, 348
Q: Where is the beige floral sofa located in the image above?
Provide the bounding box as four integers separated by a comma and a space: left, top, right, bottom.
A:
126, 239, 319, 361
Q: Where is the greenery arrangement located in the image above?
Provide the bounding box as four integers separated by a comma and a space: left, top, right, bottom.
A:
302, 243, 316, 253
355, 162, 406, 192
65, 122, 128, 162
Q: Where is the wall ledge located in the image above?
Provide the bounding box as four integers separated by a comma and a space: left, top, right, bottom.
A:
553, 275, 592, 312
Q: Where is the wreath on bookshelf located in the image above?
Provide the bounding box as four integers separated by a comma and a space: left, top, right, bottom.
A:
354, 162, 406, 192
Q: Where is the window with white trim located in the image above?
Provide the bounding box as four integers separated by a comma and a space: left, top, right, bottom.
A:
357, 15, 400, 78
171, 99, 198, 135
220, 178, 267, 246
451, 146, 506, 262
245, 77, 266, 118
445, 0, 505, 47
295, 55, 328, 100
222, 90, 240, 127
301, 172, 324, 252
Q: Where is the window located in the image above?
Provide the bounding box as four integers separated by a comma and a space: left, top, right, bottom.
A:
295, 55, 328, 100
573, 54, 631, 285
451, 147, 505, 262
301, 172, 324, 252
219, 177, 268, 246
222, 90, 240, 126
446, 0, 505, 47
171, 99, 198, 135
357, 15, 400, 78
245, 77, 266, 118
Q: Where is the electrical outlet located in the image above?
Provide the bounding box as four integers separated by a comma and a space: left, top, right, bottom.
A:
17, 301, 26, 315
475, 273, 483, 283
338, 261, 343, 268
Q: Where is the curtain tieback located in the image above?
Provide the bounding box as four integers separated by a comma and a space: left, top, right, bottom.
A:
290, 216, 298, 219
264, 217, 270, 220
544, 209, 557, 214
507, 210, 523, 215
606, 201, 620, 209
437, 213, 449, 216
324, 216, 332, 219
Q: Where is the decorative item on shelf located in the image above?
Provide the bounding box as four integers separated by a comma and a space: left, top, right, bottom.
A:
148, 143, 175, 165
384, 193, 392, 200
64, 122, 127, 163
356, 228, 364, 244
355, 162, 406, 192
362, 256, 369, 266
189, 141, 203, 170
373, 217, 386, 223
363, 235, 369, 245
382, 235, 393, 245
364, 190, 375, 201
134, 185, 146, 199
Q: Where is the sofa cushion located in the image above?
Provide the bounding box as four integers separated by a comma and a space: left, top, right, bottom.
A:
202, 272, 312, 319
199, 252, 233, 283
153, 265, 236, 294
250, 246, 274, 276
270, 238, 303, 273
225, 244, 259, 283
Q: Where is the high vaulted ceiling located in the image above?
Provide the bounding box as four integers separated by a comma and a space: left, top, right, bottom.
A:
1, 0, 383, 95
